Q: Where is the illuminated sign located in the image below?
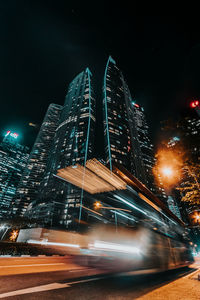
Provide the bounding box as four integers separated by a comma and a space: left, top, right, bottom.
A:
5, 131, 19, 139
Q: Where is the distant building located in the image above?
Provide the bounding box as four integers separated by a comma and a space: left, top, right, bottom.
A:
131, 102, 160, 195
12, 104, 62, 217
178, 116, 200, 163
167, 195, 182, 220
0, 131, 29, 219
177, 115, 200, 230
161, 111, 200, 242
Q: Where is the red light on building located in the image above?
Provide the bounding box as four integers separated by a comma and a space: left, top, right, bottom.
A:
131, 101, 140, 108
190, 100, 199, 108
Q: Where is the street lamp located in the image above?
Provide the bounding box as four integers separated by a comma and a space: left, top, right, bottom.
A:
194, 213, 200, 223
153, 147, 183, 190
93, 201, 131, 213
94, 201, 102, 209
10, 230, 19, 242
161, 167, 173, 177
93, 201, 132, 232
190, 212, 200, 225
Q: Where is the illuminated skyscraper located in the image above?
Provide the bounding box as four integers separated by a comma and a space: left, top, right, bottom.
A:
24, 59, 163, 228
28, 68, 96, 228
0, 131, 29, 219
12, 103, 62, 217
131, 103, 158, 193
103, 56, 155, 189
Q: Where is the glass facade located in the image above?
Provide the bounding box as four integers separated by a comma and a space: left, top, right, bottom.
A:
0, 133, 29, 219
131, 103, 158, 193
30, 68, 96, 228
12, 103, 62, 217
103, 57, 138, 173
103, 56, 156, 190
16, 58, 165, 228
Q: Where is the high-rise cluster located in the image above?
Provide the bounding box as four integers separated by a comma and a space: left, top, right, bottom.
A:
8, 57, 158, 228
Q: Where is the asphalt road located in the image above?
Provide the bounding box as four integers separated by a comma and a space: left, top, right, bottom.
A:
0, 256, 199, 299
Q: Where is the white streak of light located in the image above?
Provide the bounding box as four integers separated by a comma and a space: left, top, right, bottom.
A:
90, 240, 141, 255
110, 210, 135, 221
27, 240, 80, 248
114, 194, 147, 214
114, 194, 165, 226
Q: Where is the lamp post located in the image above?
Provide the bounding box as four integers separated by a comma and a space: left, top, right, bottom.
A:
161, 167, 173, 177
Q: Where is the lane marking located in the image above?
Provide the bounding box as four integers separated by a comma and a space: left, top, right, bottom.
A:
0, 283, 70, 298
68, 276, 105, 285
0, 276, 105, 298
0, 263, 65, 268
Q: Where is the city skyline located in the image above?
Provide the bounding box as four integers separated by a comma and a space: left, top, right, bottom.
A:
0, 8, 200, 299
1, 6, 200, 148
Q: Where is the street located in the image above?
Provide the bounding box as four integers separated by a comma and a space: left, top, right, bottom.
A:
0, 256, 199, 299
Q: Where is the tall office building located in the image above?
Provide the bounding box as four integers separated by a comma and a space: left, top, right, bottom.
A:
24, 59, 162, 228
103, 56, 156, 190
28, 68, 96, 228
0, 131, 29, 219
12, 103, 62, 217
131, 103, 162, 195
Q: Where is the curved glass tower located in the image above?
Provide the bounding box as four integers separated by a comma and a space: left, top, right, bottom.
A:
34, 68, 96, 228
103, 56, 146, 182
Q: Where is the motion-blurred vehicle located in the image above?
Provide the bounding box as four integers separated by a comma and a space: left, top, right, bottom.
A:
21, 162, 194, 273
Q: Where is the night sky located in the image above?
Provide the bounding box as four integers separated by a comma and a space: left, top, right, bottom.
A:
1, 2, 200, 148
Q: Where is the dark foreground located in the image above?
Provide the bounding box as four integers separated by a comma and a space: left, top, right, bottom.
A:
0, 256, 199, 299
